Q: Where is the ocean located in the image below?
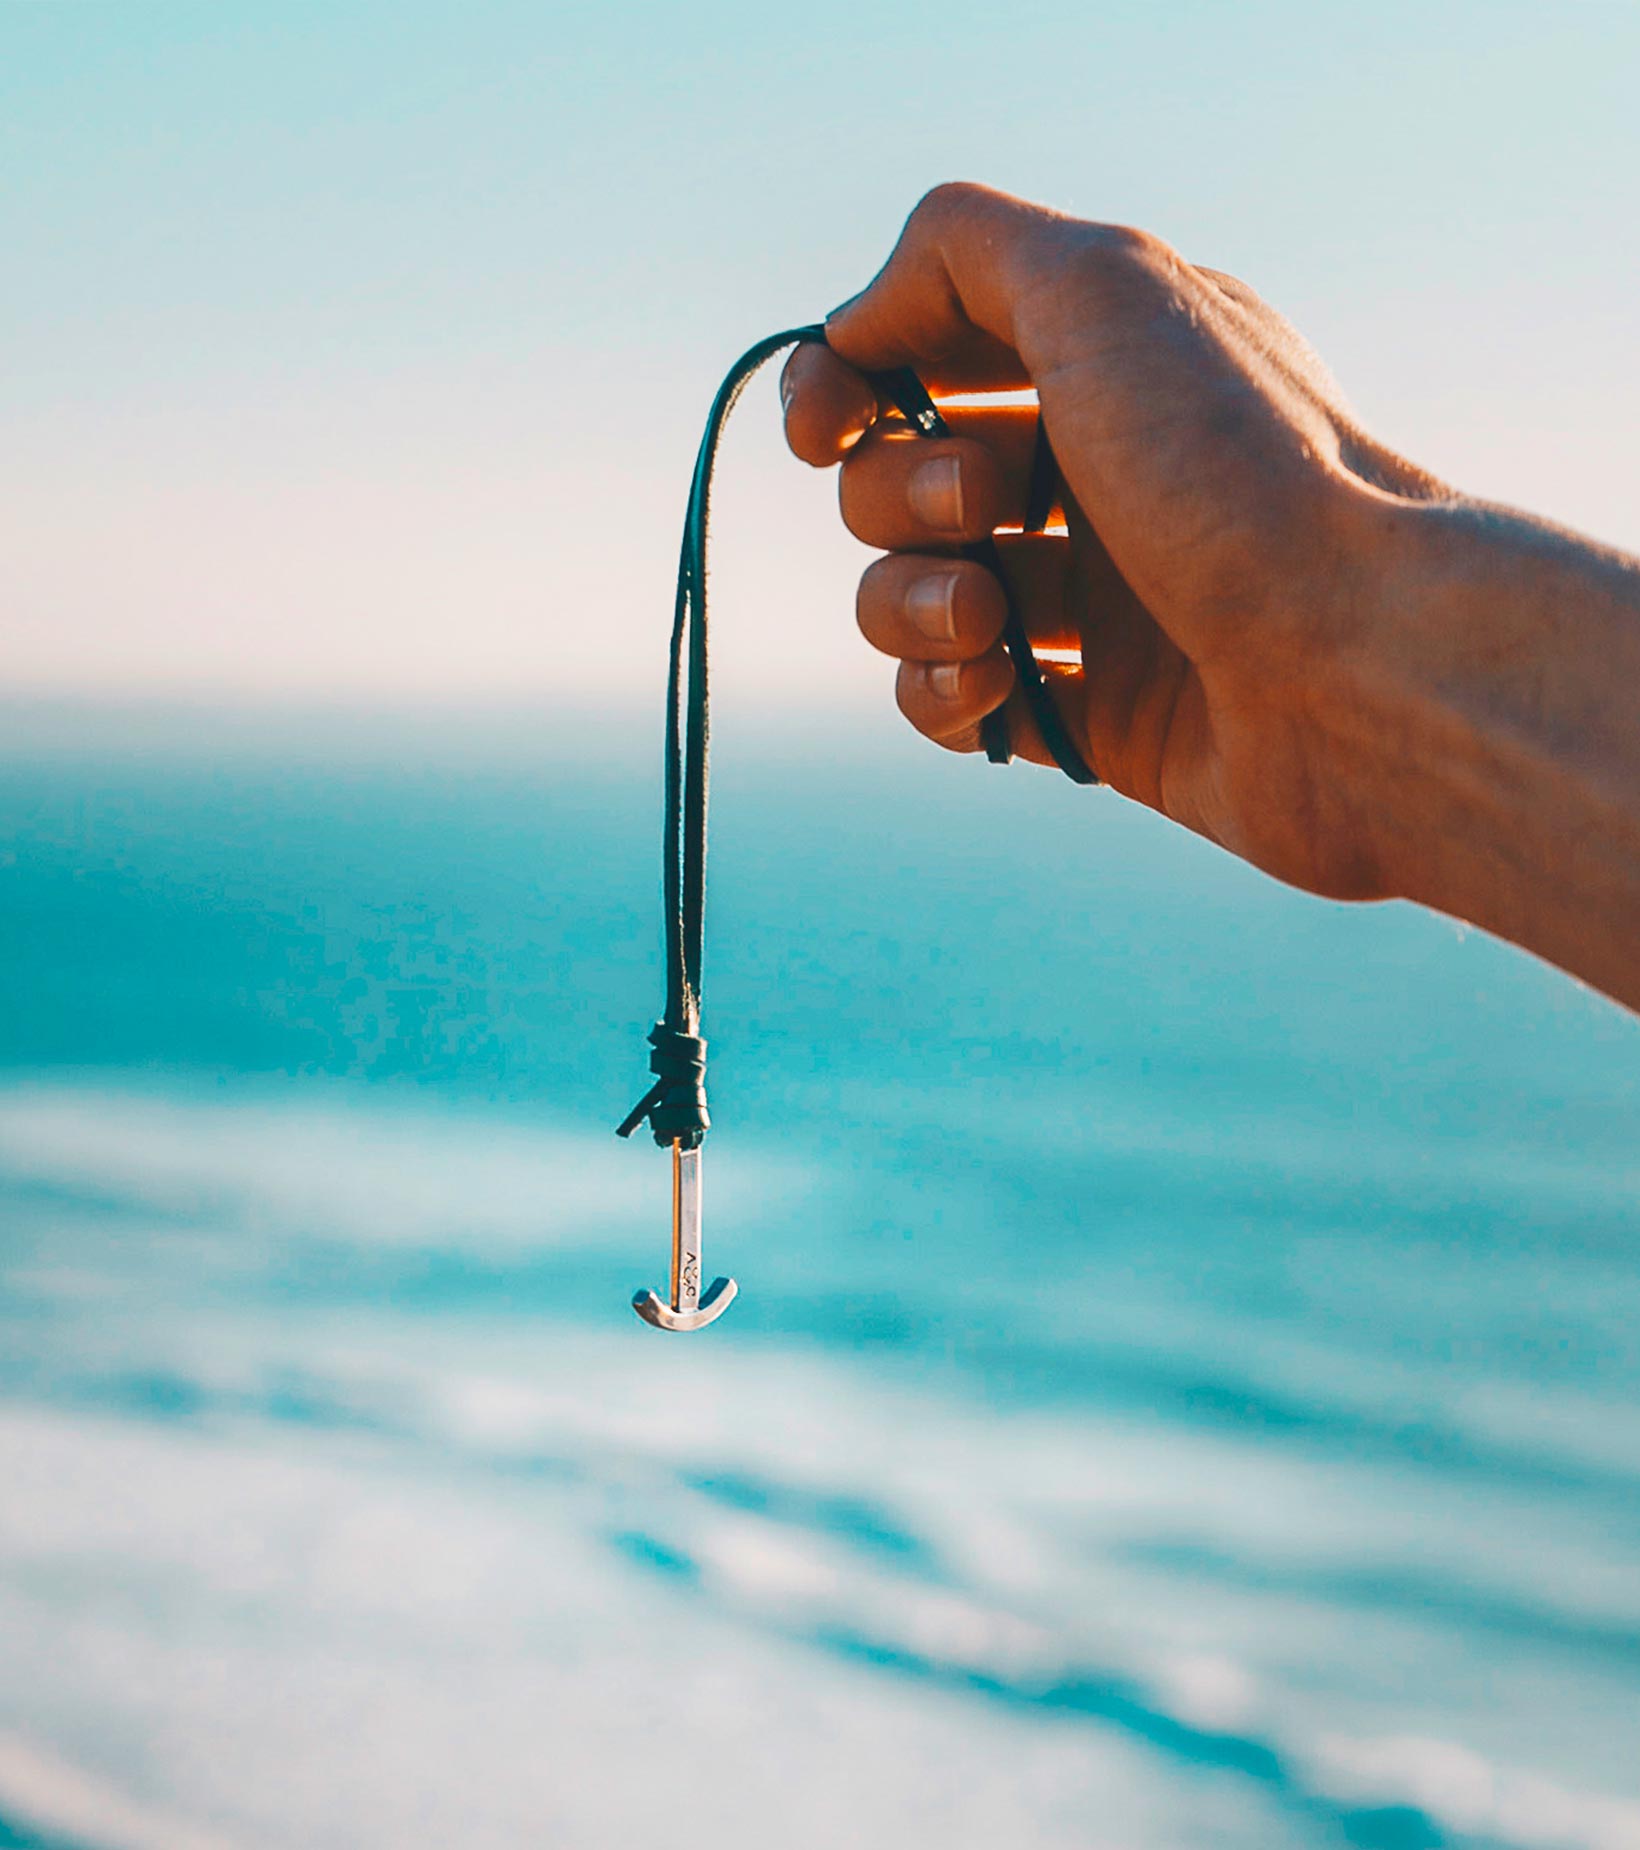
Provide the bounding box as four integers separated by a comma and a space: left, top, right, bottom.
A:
0, 708, 1636, 1850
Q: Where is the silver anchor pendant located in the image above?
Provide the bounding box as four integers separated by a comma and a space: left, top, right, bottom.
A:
632, 1139, 737, 1332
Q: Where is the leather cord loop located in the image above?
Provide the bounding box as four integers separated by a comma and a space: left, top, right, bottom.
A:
1022, 419, 1060, 536
868, 366, 1099, 786
618, 325, 1098, 1148
618, 323, 827, 1148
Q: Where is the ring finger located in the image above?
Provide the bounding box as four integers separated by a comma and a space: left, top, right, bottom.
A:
838, 403, 1055, 552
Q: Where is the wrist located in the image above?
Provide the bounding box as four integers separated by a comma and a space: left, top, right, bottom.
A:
1338, 492, 1640, 1007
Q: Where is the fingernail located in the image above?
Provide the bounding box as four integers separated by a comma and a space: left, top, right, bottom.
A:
928, 662, 962, 701
906, 572, 959, 643
909, 455, 964, 532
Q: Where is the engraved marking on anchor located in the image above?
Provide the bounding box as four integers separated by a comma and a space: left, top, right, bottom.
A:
632, 1140, 737, 1333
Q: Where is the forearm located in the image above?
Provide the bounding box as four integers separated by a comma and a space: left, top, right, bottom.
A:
1356, 498, 1640, 1009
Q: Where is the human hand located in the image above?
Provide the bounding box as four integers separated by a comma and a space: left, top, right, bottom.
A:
782, 181, 1454, 904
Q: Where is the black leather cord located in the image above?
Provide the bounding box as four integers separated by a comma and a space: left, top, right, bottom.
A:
868, 366, 1099, 786
1022, 419, 1061, 537
618, 326, 1097, 1149
618, 324, 827, 1147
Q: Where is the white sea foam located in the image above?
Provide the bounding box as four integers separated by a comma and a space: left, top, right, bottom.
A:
0, 1404, 1305, 1850
1311, 1733, 1640, 1850
0, 1732, 246, 1850
2, 1383, 1637, 1850
2, 1077, 1637, 1849
0, 1081, 794, 1249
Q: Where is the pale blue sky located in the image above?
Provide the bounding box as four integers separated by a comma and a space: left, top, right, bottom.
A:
6, 1, 1640, 708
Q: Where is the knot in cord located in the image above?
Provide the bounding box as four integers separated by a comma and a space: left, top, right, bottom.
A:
617, 1022, 710, 1149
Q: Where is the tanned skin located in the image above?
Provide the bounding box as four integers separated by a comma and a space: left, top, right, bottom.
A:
781, 183, 1640, 1013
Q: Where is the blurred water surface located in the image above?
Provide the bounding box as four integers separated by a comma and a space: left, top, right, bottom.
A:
0, 710, 1636, 1850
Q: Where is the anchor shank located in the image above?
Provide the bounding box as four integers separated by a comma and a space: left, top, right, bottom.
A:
671, 1139, 703, 1313
635, 1142, 733, 1332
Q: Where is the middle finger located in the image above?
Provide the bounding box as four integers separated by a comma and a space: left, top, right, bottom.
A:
838, 403, 1053, 551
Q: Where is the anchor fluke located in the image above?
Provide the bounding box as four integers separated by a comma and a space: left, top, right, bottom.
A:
631, 1139, 737, 1333
632, 1274, 737, 1332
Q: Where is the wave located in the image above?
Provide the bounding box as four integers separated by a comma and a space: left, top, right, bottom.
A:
0, 1081, 797, 1250
2, 1077, 1638, 1849
0, 1734, 243, 1850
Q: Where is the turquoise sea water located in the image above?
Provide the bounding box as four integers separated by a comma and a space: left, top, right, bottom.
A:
0, 711, 1636, 1850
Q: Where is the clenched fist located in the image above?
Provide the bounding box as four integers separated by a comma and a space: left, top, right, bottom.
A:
781, 183, 1640, 1012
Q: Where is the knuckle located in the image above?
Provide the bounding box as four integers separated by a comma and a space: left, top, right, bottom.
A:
893, 659, 960, 732
1057, 222, 1179, 301
836, 456, 875, 536
782, 402, 822, 465
855, 557, 896, 635
857, 552, 896, 597
909, 179, 989, 233
1017, 223, 1182, 360
902, 180, 1021, 266
931, 725, 980, 757
893, 660, 930, 729
1197, 264, 1256, 306
1086, 220, 1173, 268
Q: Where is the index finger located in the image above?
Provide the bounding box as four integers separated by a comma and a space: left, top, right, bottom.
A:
823, 182, 1070, 381
780, 342, 879, 467
780, 327, 1037, 472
